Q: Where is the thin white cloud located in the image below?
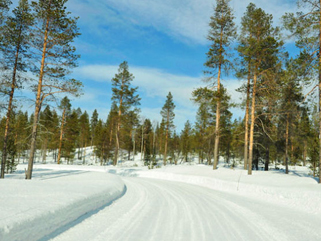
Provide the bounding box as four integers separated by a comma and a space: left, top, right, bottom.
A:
67, 0, 297, 45
76, 64, 202, 109
75, 64, 244, 130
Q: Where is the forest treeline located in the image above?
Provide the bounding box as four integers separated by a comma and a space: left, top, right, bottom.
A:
1, 0, 321, 181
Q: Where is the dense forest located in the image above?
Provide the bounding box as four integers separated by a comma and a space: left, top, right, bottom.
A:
0, 0, 321, 182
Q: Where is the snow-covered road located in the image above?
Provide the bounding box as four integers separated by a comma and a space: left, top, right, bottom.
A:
49, 177, 321, 241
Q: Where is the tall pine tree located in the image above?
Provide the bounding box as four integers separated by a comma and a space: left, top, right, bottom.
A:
111, 61, 140, 166
160, 92, 175, 166
239, 3, 282, 175
26, 0, 82, 179
204, 0, 236, 170
1, 0, 33, 178
283, 0, 321, 182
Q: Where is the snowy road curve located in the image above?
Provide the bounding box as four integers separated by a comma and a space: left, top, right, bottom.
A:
49, 177, 321, 241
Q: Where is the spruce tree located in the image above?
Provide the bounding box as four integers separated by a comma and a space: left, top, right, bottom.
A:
90, 109, 98, 148
62, 109, 79, 164
205, 0, 236, 170
111, 61, 140, 166
79, 111, 90, 163
39, 105, 54, 163
160, 92, 175, 166
93, 119, 104, 164
181, 120, 192, 162
26, 0, 82, 179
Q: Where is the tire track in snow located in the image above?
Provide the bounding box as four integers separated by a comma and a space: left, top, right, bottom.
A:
49, 177, 321, 241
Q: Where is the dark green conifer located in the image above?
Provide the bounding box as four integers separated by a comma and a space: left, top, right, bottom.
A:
160, 92, 175, 166
111, 61, 140, 166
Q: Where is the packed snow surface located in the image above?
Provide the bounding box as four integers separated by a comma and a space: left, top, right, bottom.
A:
1, 163, 321, 241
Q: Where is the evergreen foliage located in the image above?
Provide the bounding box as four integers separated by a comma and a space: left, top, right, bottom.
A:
111, 61, 140, 166
204, 0, 236, 170
0, 0, 320, 185
160, 92, 175, 166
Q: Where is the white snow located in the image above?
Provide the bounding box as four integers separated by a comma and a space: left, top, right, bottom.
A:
0, 169, 125, 241
1, 161, 321, 240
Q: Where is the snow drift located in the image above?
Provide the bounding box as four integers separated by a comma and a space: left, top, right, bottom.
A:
0, 170, 125, 241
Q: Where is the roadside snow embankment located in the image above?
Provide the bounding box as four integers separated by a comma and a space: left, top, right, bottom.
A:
135, 165, 321, 215
0, 170, 125, 241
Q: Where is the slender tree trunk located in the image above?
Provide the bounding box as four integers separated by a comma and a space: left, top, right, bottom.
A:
213, 80, 221, 169
244, 62, 251, 170
285, 115, 289, 174
248, 71, 257, 175
26, 13, 50, 179
1, 37, 22, 178
213, 28, 223, 170
113, 78, 124, 166
265, 146, 269, 171
314, 161, 316, 177
57, 108, 66, 164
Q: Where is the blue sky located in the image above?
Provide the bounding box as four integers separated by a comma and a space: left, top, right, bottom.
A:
13, 0, 299, 131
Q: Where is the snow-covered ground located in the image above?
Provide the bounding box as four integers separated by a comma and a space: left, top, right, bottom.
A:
1, 158, 321, 240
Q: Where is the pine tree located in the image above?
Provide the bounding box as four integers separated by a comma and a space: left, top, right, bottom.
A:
14, 110, 29, 163
283, 0, 321, 182
169, 131, 179, 165
279, 60, 304, 173
26, 0, 82, 179
48, 109, 59, 162
39, 105, 54, 163
192, 87, 216, 165
0, 0, 10, 22
299, 107, 311, 166
93, 119, 104, 164
239, 3, 282, 175
181, 120, 192, 162
160, 92, 175, 166
79, 111, 90, 163
57, 97, 71, 164
105, 103, 118, 163
0, 0, 33, 178
111, 61, 140, 166
90, 109, 98, 148
205, 0, 236, 170
121, 110, 139, 161
141, 118, 153, 165
62, 109, 79, 164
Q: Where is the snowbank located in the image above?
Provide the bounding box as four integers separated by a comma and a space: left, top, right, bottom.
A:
0, 169, 125, 241
135, 165, 321, 215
